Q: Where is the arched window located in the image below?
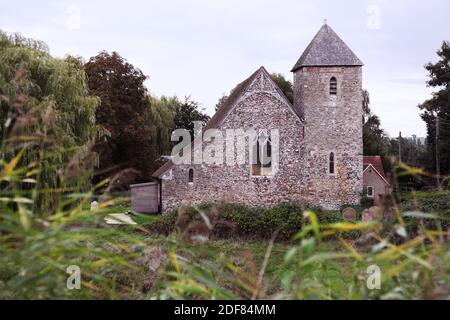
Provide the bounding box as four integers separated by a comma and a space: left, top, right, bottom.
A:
188, 168, 194, 183
330, 77, 337, 95
251, 132, 273, 177
262, 136, 272, 168
329, 152, 335, 174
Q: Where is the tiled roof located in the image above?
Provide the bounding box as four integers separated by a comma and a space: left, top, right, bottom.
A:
291, 23, 363, 72
363, 155, 388, 180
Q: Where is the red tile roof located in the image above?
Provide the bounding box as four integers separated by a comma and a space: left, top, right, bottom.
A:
363, 155, 387, 180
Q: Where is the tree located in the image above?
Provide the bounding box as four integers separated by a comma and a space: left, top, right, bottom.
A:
0, 31, 99, 213
418, 41, 450, 177
271, 73, 294, 104
147, 95, 178, 156
173, 96, 210, 138
84, 51, 153, 182
215, 93, 228, 112
362, 90, 389, 157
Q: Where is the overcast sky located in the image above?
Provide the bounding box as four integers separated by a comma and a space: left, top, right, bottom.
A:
1, 0, 448, 137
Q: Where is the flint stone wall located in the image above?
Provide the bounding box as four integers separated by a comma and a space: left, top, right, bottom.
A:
161, 71, 307, 211
161, 66, 363, 211
293, 66, 363, 208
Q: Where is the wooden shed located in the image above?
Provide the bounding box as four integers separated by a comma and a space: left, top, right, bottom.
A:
130, 182, 161, 214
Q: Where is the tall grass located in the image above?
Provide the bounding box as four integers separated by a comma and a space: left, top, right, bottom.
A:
154, 206, 450, 300
1, 145, 449, 299
0, 147, 151, 299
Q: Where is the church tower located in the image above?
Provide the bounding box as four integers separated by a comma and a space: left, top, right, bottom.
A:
292, 22, 363, 208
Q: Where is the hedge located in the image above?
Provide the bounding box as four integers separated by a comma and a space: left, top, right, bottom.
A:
144, 202, 362, 240
400, 193, 450, 230
146, 203, 304, 240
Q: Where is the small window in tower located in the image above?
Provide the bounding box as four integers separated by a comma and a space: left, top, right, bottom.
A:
329, 152, 335, 175
330, 77, 337, 95
188, 168, 194, 184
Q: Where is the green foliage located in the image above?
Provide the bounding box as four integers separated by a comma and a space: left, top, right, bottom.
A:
443, 176, 450, 190
158, 209, 450, 300
147, 209, 178, 235
271, 73, 294, 104
85, 51, 153, 181
146, 203, 304, 240
362, 90, 389, 159
147, 95, 178, 156
360, 194, 376, 208
400, 192, 450, 229
215, 93, 228, 112
0, 30, 99, 214
0, 34, 151, 299
0, 145, 150, 299
418, 41, 450, 177
173, 96, 210, 139
0, 32, 98, 144
316, 209, 342, 225
223, 202, 303, 239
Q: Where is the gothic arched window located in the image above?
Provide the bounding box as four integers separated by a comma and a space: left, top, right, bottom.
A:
252, 132, 273, 177
329, 152, 335, 175
262, 136, 272, 168
330, 77, 337, 95
188, 168, 194, 183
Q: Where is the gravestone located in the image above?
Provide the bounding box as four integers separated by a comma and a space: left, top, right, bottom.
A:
369, 206, 383, 221
362, 209, 372, 223
342, 207, 357, 222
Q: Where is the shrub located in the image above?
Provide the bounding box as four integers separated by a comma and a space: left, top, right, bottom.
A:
374, 192, 450, 240
442, 177, 450, 191
145, 202, 304, 240
315, 209, 342, 225
260, 203, 303, 239
360, 195, 375, 208
400, 193, 450, 231
217, 202, 304, 240
147, 210, 178, 235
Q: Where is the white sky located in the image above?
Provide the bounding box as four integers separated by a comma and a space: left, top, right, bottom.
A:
1, 0, 448, 137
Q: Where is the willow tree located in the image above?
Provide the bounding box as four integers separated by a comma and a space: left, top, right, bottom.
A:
148, 95, 178, 157
0, 31, 99, 214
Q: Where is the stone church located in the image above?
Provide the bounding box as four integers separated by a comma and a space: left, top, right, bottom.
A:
152, 22, 364, 211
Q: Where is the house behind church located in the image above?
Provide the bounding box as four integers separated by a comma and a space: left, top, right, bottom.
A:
363, 156, 391, 205
151, 22, 364, 211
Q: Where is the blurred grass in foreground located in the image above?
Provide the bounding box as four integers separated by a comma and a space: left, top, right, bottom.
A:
1, 138, 449, 299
